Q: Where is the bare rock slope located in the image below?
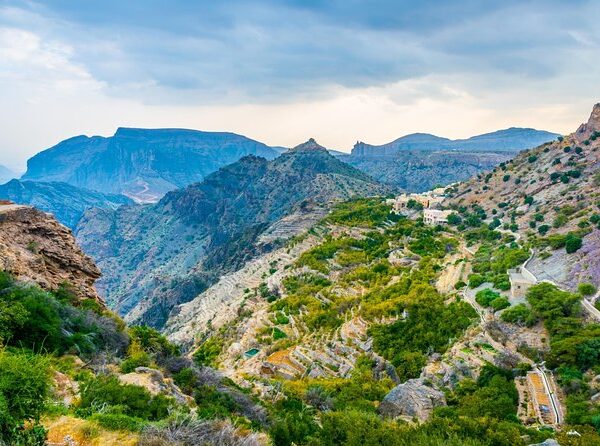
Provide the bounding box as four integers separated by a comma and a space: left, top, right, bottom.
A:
0, 204, 101, 302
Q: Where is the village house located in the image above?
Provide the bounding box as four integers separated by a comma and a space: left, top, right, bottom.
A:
423, 209, 452, 225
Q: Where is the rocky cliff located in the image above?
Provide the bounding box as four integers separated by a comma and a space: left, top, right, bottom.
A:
0, 204, 102, 302
75, 140, 389, 328
22, 127, 281, 202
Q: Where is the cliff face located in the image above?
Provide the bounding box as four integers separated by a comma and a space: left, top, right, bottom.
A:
22, 128, 281, 202
0, 204, 102, 302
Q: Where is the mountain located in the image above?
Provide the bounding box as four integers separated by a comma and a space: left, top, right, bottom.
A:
351, 128, 560, 157
22, 127, 281, 202
0, 164, 17, 184
0, 179, 133, 228
341, 128, 559, 191
341, 150, 513, 192
447, 103, 600, 291
75, 139, 389, 328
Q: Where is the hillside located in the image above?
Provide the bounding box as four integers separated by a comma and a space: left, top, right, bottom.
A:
75, 139, 390, 329
342, 128, 558, 191
342, 150, 511, 192
351, 128, 559, 157
22, 127, 281, 202
447, 103, 600, 290
0, 179, 133, 228
0, 203, 268, 446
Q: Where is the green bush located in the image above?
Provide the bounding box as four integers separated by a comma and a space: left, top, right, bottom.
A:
78, 375, 175, 421
565, 234, 582, 253
578, 283, 597, 296
490, 296, 510, 312
193, 337, 223, 366
0, 272, 127, 357
475, 288, 501, 307
468, 274, 485, 288
0, 351, 51, 445
500, 304, 536, 326
89, 413, 145, 432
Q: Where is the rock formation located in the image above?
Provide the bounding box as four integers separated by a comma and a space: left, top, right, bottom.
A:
378, 378, 446, 422
0, 204, 102, 302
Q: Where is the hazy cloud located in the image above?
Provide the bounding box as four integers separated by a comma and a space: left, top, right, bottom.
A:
0, 0, 599, 167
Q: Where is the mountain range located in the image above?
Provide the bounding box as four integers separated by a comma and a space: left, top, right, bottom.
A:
22, 127, 281, 202
350, 128, 560, 157
75, 139, 389, 328
341, 128, 559, 191
0, 179, 133, 228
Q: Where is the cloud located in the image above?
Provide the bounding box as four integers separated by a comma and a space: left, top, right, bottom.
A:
0, 0, 598, 168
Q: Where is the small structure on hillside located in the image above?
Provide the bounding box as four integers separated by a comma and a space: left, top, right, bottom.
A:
508, 266, 536, 300
423, 209, 452, 225
387, 192, 444, 214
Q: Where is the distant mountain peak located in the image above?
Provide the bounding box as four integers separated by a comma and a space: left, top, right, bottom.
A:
290, 138, 327, 152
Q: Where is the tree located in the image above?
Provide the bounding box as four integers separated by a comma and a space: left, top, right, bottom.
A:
447, 213, 462, 225
565, 234, 582, 254
578, 283, 597, 296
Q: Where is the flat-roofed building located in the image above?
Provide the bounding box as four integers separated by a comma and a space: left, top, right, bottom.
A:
423, 209, 452, 225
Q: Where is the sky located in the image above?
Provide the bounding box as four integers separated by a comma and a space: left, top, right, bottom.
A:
0, 0, 599, 171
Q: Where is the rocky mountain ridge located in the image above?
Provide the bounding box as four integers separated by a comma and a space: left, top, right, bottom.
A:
351, 127, 559, 157
22, 127, 281, 202
447, 103, 600, 290
0, 204, 102, 302
75, 141, 389, 328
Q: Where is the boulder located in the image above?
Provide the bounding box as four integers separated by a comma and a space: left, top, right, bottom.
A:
378, 378, 446, 422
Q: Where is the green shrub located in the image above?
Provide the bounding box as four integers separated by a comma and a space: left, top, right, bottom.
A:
468, 274, 485, 288
0, 351, 51, 445
193, 337, 223, 366
475, 288, 501, 307
490, 296, 510, 312
89, 413, 145, 432
78, 375, 175, 421
501, 304, 537, 327
565, 234, 582, 253
578, 283, 597, 296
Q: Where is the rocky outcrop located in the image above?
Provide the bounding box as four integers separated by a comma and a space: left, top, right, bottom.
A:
378, 378, 446, 422
576, 102, 600, 138
0, 204, 102, 302
119, 367, 193, 405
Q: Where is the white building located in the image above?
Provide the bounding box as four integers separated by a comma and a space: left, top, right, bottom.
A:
423, 209, 452, 225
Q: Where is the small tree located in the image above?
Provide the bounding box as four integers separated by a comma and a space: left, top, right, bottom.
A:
565, 234, 582, 254
578, 283, 597, 296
